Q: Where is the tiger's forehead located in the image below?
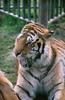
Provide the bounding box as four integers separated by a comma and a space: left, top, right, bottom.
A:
19, 23, 46, 38
16, 22, 51, 40
17, 29, 37, 39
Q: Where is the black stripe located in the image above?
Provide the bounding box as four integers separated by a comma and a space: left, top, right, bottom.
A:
51, 89, 62, 100
34, 52, 41, 61
41, 42, 45, 54
0, 90, 5, 100
17, 85, 31, 97
30, 31, 35, 36
48, 82, 62, 95
16, 93, 21, 100
37, 42, 41, 52
41, 72, 55, 84
27, 70, 40, 82
20, 72, 33, 87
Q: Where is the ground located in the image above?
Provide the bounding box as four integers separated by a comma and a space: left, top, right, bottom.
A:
0, 13, 65, 85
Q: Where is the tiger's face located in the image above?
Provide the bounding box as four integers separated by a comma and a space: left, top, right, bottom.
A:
13, 23, 53, 69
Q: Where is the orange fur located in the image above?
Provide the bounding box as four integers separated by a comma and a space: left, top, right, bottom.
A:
0, 73, 19, 100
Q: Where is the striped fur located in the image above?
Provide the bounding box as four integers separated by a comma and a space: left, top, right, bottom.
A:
0, 71, 19, 100
13, 23, 65, 100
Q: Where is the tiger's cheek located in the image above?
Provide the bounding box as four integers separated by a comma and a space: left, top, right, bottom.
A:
22, 45, 33, 55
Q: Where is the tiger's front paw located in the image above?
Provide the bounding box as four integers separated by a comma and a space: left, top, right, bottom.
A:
53, 91, 62, 100
53, 90, 65, 100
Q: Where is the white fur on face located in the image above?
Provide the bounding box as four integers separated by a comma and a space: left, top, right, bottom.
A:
27, 33, 38, 44
17, 33, 23, 39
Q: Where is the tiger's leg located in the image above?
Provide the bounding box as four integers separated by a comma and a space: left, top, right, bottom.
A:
49, 89, 65, 100
0, 73, 19, 100
0, 83, 19, 100
14, 69, 41, 100
52, 89, 65, 100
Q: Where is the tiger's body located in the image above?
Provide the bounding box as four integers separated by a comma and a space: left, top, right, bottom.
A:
13, 23, 65, 100
0, 23, 65, 100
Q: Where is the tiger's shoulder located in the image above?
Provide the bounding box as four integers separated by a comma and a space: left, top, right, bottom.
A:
47, 37, 65, 58
48, 37, 65, 49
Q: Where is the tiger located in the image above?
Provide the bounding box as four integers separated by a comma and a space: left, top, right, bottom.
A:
13, 23, 65, 100
0, 71, 19, 100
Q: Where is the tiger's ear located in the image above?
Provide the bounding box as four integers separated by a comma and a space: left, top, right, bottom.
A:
45, 30, 54, 39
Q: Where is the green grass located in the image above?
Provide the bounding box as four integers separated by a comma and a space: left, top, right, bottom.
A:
0, 14, 26, 34
0, 31, 17, 84
0, 13, 26, 84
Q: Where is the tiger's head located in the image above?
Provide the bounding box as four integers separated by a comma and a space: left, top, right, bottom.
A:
13, 23, 54, 69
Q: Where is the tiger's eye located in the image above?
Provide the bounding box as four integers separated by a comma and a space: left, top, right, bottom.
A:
27, 36, 33, 43
36, 39, 39, 41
